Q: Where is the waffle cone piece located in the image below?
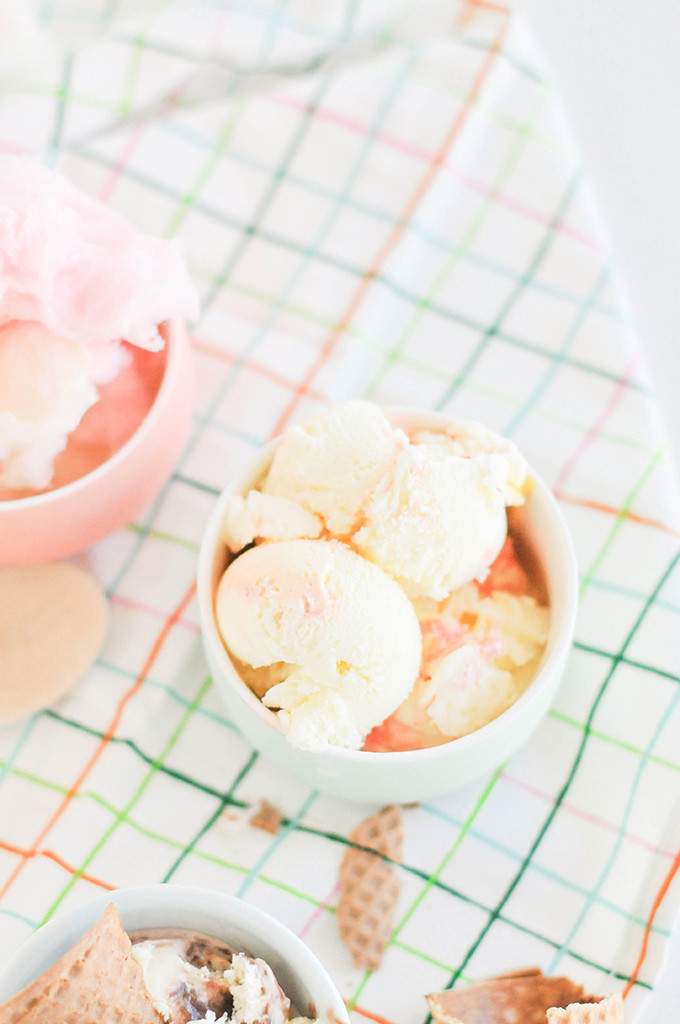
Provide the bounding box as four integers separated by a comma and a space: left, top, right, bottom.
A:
547, 993, 624, 1023
337, 805, 403, 972
427, 968, 608, 1024
0, 903, 163, 1024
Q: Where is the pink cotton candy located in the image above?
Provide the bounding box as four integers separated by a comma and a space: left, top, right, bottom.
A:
0, 157, 199, 491
0, 156, 199, 350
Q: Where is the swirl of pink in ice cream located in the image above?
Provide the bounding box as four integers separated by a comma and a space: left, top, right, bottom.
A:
419, 616, 468, 662
244, 569, 337, 621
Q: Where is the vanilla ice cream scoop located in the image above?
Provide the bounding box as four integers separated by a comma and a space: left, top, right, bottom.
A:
0, 320, 97, 489
416, 586, 550, 738
222, 490, 322, 552
353, 442, 515, 600
215, 539, 422, 751
412, 419, 527, 504
262, 400, 408, 535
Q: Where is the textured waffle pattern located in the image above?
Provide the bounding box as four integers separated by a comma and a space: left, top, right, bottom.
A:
0, 906, 161, 1024
337, 806, 403, 971
547, 995, 625, 1024
427, 970, 601, 1024
430, 970, 606, 1024
349, 805, 403, 862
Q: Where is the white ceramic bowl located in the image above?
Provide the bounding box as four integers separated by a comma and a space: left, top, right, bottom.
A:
0, 320, 194, 565
197, 407, 578, 805
0, 884, 349, 1023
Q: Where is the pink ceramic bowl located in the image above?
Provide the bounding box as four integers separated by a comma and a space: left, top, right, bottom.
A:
0, 320, 194, 565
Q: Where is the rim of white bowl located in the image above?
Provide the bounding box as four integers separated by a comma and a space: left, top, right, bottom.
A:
0, 884, 349, 1021
0, 319, 187, 509
197, 405, 579, 765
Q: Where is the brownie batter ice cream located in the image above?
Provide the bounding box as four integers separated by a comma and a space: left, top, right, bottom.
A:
0, 905, 323, 1024
131, 924, 324, 1024
130, 928, 295, 1024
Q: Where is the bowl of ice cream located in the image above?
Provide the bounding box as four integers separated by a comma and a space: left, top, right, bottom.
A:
0, 884, 349, 1023
0, 317, 194, 565
197, 401, 578, 804
0, 156, 198, 565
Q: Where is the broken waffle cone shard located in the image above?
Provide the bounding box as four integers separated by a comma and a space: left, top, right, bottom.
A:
337, 805, 403, 972
547, 993, 624, 1023
348, 804, 403, 861
337, 852, 399, 972
0, 903, 163, 1024
249, 799, 283, 834
426, 969, 605, 1024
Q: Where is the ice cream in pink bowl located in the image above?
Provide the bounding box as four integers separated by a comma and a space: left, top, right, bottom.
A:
0, 157, 198, 564
198, 401, 578, 804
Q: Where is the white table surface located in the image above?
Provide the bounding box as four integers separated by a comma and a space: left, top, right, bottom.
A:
513, 2, 680, 1018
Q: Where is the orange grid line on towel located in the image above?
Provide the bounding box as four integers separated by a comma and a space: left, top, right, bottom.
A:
0, 839, 114, 892
0, 582, 197, 903
191, 336, 328, 405
270, 14, 511, 438
623, 845, 680, 999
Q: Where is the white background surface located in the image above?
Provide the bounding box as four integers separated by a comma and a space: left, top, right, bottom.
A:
513, 1, 680, 1018
514, 0, 680, 477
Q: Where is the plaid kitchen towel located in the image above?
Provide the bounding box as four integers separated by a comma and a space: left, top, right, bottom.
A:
0, 2, 679, 1021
